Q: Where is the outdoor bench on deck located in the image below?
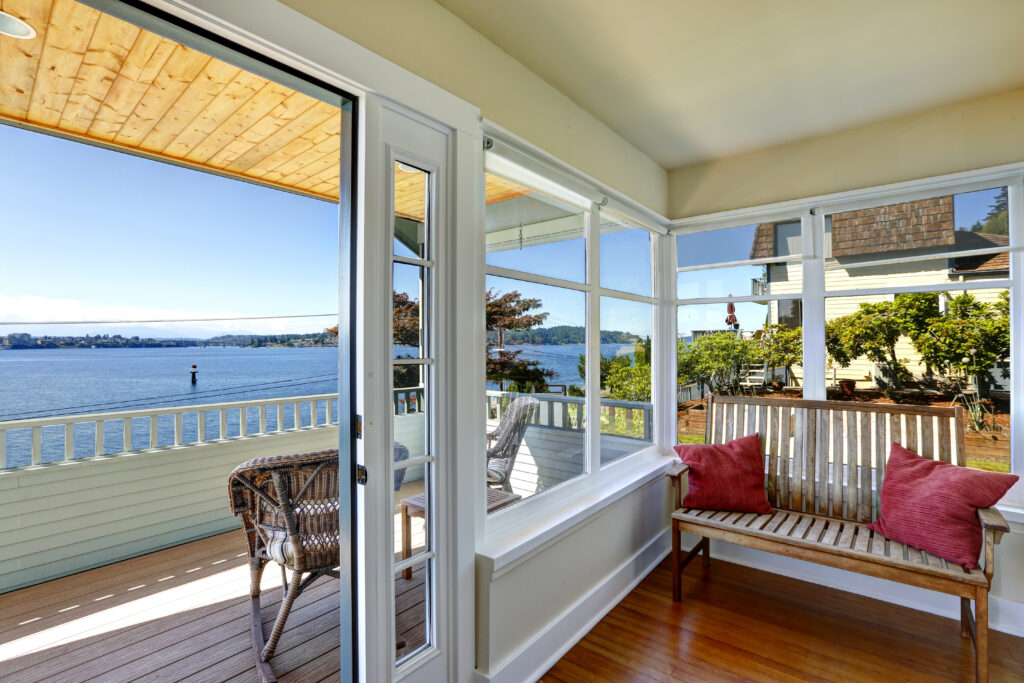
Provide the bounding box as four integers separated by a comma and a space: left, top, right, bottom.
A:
667, 395, 1010, 682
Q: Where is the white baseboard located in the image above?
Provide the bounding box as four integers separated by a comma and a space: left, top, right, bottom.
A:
703, 537, 1024, 638
474, 528, 671, 683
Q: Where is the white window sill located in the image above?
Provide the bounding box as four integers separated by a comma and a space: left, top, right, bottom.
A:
996, 503, 1024, 525
477, 445, 677, 577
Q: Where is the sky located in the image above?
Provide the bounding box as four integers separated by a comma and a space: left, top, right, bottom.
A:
0, 124, 339, 338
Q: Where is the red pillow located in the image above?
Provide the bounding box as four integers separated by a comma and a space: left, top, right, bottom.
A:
674, 434, 772, 515
868, 443, 1018, 569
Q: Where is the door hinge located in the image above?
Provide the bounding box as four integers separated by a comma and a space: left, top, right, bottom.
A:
354, 414, 362, 439
355, 464, 368, 486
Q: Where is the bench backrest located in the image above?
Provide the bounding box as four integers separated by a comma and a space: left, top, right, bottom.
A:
705, 396, 966, 523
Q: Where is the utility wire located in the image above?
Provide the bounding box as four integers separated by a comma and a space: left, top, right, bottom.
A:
0, 313, 336, 325
0, 374, 338, 421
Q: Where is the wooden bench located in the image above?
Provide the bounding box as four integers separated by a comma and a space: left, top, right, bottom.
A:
667, 395, 1011, 682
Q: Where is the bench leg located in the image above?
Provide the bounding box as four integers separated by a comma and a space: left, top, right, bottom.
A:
702, 537, 711, 567
671, 519, 681, 602
976, 588, 989, 683
961, 597, 971, 638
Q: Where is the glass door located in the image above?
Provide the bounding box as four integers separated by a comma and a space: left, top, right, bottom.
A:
359, 98, 453, 682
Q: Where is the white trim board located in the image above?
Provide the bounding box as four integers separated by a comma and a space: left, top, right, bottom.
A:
473, 526, 671, 683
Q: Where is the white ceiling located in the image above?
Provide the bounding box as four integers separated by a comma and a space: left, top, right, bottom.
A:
436, 0, 1024, 170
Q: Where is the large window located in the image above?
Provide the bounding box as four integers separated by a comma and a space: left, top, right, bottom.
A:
483, 168, 657, 512
820, 188, 1012, 473
673, 184, 1016, 478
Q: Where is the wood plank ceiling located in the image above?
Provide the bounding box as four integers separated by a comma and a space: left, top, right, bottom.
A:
0, 0, 535, 212
0, 0, 343, 201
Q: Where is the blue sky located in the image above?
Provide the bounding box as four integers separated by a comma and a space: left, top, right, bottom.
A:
0, 124, 338, 338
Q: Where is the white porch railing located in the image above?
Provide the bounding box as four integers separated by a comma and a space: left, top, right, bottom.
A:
0, 393, 339, 469
485, 390, 653, 441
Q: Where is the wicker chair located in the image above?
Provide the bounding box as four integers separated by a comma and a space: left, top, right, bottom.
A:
486, 396, 539, 491
228, 450, 340, 677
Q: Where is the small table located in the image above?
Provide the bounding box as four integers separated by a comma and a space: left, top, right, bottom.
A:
399, 488, 521, 578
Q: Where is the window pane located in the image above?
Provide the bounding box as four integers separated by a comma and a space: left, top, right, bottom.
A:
676, 301, 804, 444
485, 173, 586, 282
825, 188, 1009, 291
600, 216, 651, 296
393, 263, 424, 358
824, 288, 1010, 473
600, 298, 653, 465
485, 275, 586, 509
395, 560, 430, 663
677, 220, 802, 300
677, 221, 800, 267
394, 162, 427, 259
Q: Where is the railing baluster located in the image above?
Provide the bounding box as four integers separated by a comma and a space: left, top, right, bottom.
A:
198, 410, 206, 442
0, 429, 5, 468
150, 416, 158, 448
277, 403, 285, 432
32, 426, 42, 465
65, 423, 73, 460
95, 420, 104, 456
174, 412, 182, 445
123, 417, 132, 453
240, 407, 247, 437
294, 402, 300, 429
259, 405, 267, 434
324, 399, 332, 425
220, 410, 227, 439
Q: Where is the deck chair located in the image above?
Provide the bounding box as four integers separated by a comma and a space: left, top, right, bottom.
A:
228, 450, 340, 681
486, 396, 539, 492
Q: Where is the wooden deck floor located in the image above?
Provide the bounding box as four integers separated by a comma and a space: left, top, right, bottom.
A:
541, 556, 1024, 682
0, 481, 429, 683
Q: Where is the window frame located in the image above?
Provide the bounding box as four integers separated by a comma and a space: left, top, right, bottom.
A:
482, 164, 669, 538
671, 169, 1024, 510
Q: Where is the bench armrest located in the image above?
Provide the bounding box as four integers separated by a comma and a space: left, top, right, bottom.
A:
978, 507, 1009, 533
979, 507, 1010, 584
666, 461, 689, 510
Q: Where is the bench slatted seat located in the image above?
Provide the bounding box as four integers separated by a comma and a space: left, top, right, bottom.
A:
668, 395, 1010, 683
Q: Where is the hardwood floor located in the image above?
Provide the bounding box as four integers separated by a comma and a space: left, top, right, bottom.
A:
541, 557, 1024, 682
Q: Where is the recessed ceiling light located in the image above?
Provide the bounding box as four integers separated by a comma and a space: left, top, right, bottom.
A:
0, 10, 36, 40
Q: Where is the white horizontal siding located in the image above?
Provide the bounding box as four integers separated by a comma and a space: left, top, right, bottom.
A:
0, 427, 338, 593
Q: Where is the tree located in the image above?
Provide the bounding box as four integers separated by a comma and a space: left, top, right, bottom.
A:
392, 291, 420, 347
485, 288, 552, 388
602, 337, 652, 402
824, 301, 907, 391
907, 292, 1009, 397
758, 324, 801, 387
678, 332, 762, 396
969, 188, 1008, 235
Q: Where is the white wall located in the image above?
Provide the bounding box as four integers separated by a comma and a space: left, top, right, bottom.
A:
0, 427, 337, 594
474, 474, 672, 682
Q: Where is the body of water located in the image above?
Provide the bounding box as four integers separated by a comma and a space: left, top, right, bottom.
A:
1, 343, 633, 466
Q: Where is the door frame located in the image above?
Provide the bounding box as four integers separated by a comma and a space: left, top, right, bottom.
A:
113, 1, 483, 681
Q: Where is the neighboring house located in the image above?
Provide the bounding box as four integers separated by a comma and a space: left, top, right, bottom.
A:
751, 196, 1009, 389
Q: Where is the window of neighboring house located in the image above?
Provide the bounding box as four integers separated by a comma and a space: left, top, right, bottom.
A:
482, 167, 659, 513
675, 221, 805, 445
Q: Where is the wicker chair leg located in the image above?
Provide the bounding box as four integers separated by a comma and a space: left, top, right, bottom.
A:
248, 560, 277, 683
262, 569, 305, 661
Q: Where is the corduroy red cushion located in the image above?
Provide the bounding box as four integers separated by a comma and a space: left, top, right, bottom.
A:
674, 434, 772, 515
868, 443, 1018, 569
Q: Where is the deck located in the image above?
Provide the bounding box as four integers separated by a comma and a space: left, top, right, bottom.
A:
0, 481, 428, 683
